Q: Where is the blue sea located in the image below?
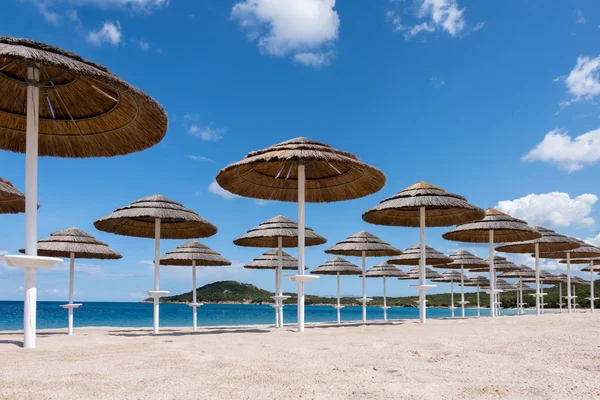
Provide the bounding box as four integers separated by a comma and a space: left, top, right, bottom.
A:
0, 301, 532, 331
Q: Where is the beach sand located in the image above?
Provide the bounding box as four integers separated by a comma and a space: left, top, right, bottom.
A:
1, 313, 599, 399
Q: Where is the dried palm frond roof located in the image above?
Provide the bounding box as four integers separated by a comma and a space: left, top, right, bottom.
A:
581, 264, 599, 272
496, 226, 580, 254
542, 241, 600, 260
160, 241, 231, 267
19, 227, 121, 259
436, 250, 488, 269
399, 266, 443, 280
499, 265, 536, 278
524, 271, 561, 284
94, 194, 217, 239
244, 249, 308, 270
311, 257, 362, 275
461, 275, 490, 286
215, 137, 386, 203
387, 244, 452, 266
571, 276, 590, 286
491, 278, 518, 290
0, 37, 167, 158
443, 208, 541, 243
365, 262, 408, 278
516, 281, 535, 291
324, 230, 401, 257
469, 256, 520, 272
432, 270, 466, 282
0, 177, 26, 214
562, 257, 600, 265
362, 181, 485, 227
233, 215, 326, 248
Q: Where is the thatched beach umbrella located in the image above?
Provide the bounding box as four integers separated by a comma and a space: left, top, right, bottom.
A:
365, 262, 408, 321
311, 257, 362, 323
538, 241, 599, 313
461, 275, 490, 317
216, 137, 385, 333
443, 208, 541, 318
234, 215, 326, 328
325, 231, 401, 322
496, 226, 579, 315
499, 266, 536, 315
362, 181, 484, 324
437, 250, 487, 317
94, 195, 217, 334
432, 270, 466, 318
160, 241, 231, 332
539, 272, 568, 312
580, 262, 599, 313
244, 249, 308, 270
0, 37, 167, 348
19, 227, 121, 335
0, 177, 26, 214
571, 276, 590, 311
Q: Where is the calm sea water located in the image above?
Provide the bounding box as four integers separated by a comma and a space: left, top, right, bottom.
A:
0, 301, 530, 331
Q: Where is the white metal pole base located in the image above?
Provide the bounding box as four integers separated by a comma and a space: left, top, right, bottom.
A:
146, 291, 170, 334
60, 304, 82, 335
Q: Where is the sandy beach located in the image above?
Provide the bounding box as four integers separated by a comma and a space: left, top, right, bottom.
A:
1, 313, 599, 399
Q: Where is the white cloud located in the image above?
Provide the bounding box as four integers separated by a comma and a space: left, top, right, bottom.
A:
472, 21, 485, 32
429, 76, 445, 88
522, 128, 600, 172
188, 124, 225, 142
510, 254, 565, 272
139, 260, 154, 265
185, 155, 214, 163
134, 38, 150, 50
585, 233, 600, 247
87, 21, 123, 46
230, 0, 339, 67
559, 55, 600, 106
576, 10, 586, 24
496, 192, 598, 228
387, 0, 469, 39
208, 181, 239, 200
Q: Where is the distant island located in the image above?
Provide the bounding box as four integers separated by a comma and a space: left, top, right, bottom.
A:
146, 280, 599, 308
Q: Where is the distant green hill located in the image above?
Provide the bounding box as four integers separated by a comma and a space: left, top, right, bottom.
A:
153, 280, 600, 309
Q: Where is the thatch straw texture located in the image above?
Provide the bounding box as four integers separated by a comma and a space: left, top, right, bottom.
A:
94, 194, 217, 239
496, 226, 580, 254
160, 241, 231, 267
365, 262, 408, 278
324, 230, 401, 257
18, 227, 121, 259
0, 37, 167, 158
362, 181, 485, 227
524, 271, 561, 284
244, 250, 308, 270
469, 256, 520, 272
572, 276, 590, 286
387, 244, 452, 266
562, 257, 600, 265
311, 257, 362, 275
499, 265, 536, 279
215, 137, 385, 203
432, 270, 464, 282
442, 208, 541, 243
541, 241, 600, 260
233, 215, 326, 248
581, 264, 598, 272
399, 266, 443, 280
492, 278, 517, 290
461, 275, 490, 287
0, 177, 26, 214
436, 250, 488, 269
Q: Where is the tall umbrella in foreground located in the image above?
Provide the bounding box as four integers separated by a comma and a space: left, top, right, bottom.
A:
95, 195, 217, 334
19, 227, 121, 335
0, 177, 26, 214
325, 231, 401, 322
160, 241, 231, 331
363, 182, 484, 323
216, 137, 385, 332
496, 227, 579, 315
432, 270, 466, 318
499, 266, 536, 315
538, 241, 600, 313
580, 263, 599, 313
0, 37, 167, 348
365, 262, 408, 321
437, 250, 487, 317
443, 209, 541, 318
461, 275, 490, 317
234, 215, 326, 328
311, 257, 362, 323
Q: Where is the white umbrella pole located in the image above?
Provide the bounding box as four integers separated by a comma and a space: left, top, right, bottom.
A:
567, 253, 572, 313
23, 66, 40, 349
383, 276, 387, 322
153, 218, 161, 334
476, 285, 481, 317
419, 207, 427, 324
489, 230, 495, 318
274, 269, 279, 327
192, 261, 197, 332
535, 243, 540, 315
540, 281, 545, 314
559, 283, 563, 313
277, 237, 283, 328
297, 164, 306, 333
460, 265, 465, 318
336, 272, 341, 323
519, 279, 523, 315
573, 285, 577, 310
590, 263, 595, 313
67, 253, 75, 335
361, 251, 367, 323
450, 281, 455, 318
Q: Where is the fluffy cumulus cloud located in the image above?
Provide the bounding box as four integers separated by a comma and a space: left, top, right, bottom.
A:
87, 21, 123, 46
208, 181, 239, 200
496, 192, 598, 228
522, 128, 600, 172
183, 114, 226, 142
230, 0, 340, 68
585, 233, 600, 247
559, 56, 600, 107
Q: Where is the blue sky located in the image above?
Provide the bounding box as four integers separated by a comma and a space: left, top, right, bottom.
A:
1, 0, 600, 302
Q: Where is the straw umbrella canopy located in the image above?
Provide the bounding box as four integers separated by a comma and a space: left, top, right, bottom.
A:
325, 231, 401, 323
365, 262, 408, 321
362, 181, 484, 324
94, 195, 217, 334
437, 250, 487, 317
388, 243, 452, 266
0, 177, 26, 214
461, 275, 490, 317
160, 241, 231, 332
538, 241, 600, 314
400, 266, 443, 280
496, 226, 580, 315
244, 250, 308, 270
234, 215, 326, 329
19, 227, 121, 335
311, 257, 362, 324
216, 137, 385, 333
0, 37, 168, 348
443, 208, 541, 318
580, 263, 599, 313
432, 270, 465, 318
571, 276, 591, 310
